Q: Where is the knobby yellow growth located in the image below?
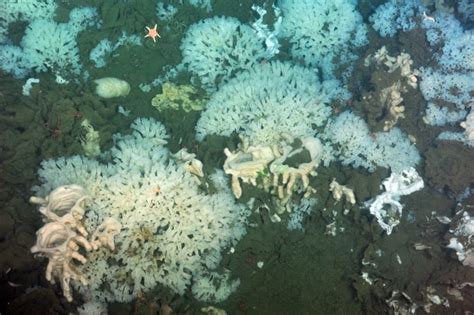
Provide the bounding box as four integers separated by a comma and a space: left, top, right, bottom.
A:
151, 82, 206, 112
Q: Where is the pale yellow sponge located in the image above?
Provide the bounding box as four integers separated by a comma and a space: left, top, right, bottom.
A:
151, 82, 206, 112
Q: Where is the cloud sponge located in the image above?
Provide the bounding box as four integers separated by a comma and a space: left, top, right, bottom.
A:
196, 61, 348, 146
180, 16, 269, 92
278, 0, 367, 78
33, 118, 249, 302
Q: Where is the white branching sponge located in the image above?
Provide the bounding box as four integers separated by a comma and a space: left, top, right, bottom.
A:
180, 16, 270, 92
323, 111, 420, 172
33, 118, 249, 302
196, 61, 347, 146
278, 0, 368, 78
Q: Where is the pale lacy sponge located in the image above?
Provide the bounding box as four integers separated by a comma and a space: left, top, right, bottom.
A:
180, 16, 270, 92
191, 270, 240, 303
323, 111, 420, 172
195, 60, 348, 147
422, 11, 463, 46
186, 0, 213, 12
22, 20, 83, 74
0, 7, 98, 78
278, 0, 367, 77
0, 0, 57, 43
369, 0, 423, 38
33, 118, 249, 302
420, 13, 473, 127
89, 32, 142, 68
